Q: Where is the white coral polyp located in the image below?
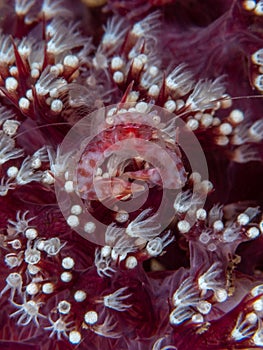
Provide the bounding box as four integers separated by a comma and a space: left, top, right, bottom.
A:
125, 208, 161, 240
186, 77, 225, 112
10, 297, 45, 327
169, 306, 194, 325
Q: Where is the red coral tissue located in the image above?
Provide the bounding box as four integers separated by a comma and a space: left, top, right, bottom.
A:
0, 0, 263, 349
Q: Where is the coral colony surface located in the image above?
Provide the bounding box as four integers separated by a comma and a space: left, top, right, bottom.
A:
1, 0, 263, 349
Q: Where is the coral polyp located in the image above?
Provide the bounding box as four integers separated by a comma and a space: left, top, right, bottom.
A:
0, 0, 263, 349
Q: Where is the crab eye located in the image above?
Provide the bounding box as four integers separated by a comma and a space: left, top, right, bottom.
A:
54, 103, 208, 249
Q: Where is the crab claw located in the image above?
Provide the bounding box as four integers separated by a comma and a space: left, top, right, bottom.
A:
92, 177, 146, 201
